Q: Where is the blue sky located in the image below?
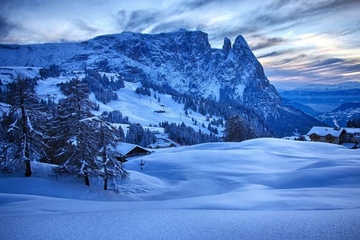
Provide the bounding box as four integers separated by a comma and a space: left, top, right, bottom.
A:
1, 0, 359, 89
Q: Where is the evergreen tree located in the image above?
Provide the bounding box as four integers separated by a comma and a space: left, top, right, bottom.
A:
0, 76, 48, 176
126, 123, 144, 145
53, 78, 99, 186
223, 115, 256, 142
91, 117, 128, 191
39, 64, 62, 78
118, 125, 125, 142
347, 118, 360, 128
140, 128, 156, 147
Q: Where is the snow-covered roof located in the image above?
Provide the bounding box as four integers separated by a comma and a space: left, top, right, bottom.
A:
343, 128, 360, 134
115, 142, 150, 156
306, 126, 344, 137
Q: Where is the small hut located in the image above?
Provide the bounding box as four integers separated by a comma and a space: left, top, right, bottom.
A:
115, 142, 151, 162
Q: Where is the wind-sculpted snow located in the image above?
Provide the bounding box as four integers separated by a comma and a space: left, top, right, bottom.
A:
1, 139, 359, 209
120, 139, 360, 208
1, 209, 359, 240
1, 139, 360, 239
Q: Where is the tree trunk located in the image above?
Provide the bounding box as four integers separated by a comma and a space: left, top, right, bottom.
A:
84, 171, 90, 186
24, 160, 32, 177
21, 104, 32, 177
104, 176, 108, 190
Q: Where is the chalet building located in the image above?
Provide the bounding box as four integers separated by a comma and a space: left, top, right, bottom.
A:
343, 128, 360, 143
115, 142, 151, 162
307, 126, 360, 148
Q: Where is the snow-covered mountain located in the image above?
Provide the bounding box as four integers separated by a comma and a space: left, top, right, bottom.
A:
0, 30, 322, 136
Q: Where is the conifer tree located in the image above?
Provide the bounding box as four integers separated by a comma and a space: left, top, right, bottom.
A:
91, 117, 128, 190
224, 115, 256, 142
1, 76, 48, 176
53, 78, 99, 186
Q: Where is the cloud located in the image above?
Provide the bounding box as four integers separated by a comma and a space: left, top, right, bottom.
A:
258, 50, 292, 59
151, 20, 195, 34
306, 58, 360, 75
0, 16, 16, 39
237, 0, 360, 39
264, 55, 360, 87
175, 0, 225, 12
250, 37, 286, 51
115, 10, 127, 29
125, 10, 163, 31
267, 54, 308, 66
73, 19, 98, 34
272, 0, 360, 17
114, 9, 175, 33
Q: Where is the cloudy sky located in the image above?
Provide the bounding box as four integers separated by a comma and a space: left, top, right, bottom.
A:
1, 0, 359, 89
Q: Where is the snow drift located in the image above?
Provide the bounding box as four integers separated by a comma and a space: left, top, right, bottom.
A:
1, 138, 360, 239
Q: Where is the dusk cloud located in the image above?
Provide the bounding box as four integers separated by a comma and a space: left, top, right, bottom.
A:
0, 16, 14, 38
250, 37, 287, 51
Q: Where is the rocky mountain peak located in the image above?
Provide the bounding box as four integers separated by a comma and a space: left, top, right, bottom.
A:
222, 37, 232, 56
0, 30, 322, 136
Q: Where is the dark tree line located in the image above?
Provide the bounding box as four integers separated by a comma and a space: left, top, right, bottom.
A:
159, 121, 219, 145
135, 86, 151, 96
39, 64, 63, 79
101, 110, 130, 124
347, 118, 360, 128
138, 79, 269, 138
133, 79, 264, 142
125, 123, 156, 147
81, 69, 125, 104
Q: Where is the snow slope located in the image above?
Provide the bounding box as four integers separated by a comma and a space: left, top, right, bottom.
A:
0, 66, 221, 138
1, 138, 360, 239
7, 68, 221, 136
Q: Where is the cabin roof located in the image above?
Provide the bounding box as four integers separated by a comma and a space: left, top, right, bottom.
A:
343, 128, 360, 134
115, 142, 150, 156
307, 127, 345, 138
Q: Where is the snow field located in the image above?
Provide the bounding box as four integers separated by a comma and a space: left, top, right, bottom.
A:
1, 138, 360, 239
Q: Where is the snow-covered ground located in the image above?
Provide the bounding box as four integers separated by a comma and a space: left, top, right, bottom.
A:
1, 138, 360, 239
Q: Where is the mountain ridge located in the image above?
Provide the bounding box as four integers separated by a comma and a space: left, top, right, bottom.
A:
293, 81, 360, 92
0, 30, 323, 137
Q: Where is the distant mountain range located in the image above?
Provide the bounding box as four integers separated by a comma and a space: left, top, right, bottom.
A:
279, 87, 360, 113
0, 30, 323, 137
316, 102, 360, 127
279, 83, 360, 127
294, 82, 360, 92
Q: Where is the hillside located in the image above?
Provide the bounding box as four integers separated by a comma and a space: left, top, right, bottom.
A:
0, 66, 222, 140
1, 138, 360, 239
317, 102, 360, 127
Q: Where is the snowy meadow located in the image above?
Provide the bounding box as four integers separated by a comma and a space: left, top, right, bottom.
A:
1, 138, 360, 239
